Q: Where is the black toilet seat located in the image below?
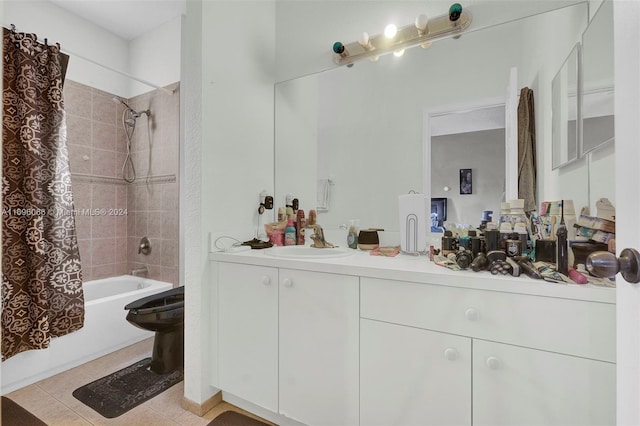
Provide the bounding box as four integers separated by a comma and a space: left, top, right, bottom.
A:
125, 286, 184, 315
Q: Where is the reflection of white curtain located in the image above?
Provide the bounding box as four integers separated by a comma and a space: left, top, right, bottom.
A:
317, 178, 332, 212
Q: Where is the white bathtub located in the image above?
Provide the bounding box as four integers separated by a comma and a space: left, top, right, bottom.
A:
1, 275, 173, 394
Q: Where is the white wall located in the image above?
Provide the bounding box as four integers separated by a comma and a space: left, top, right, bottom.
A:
129, 16, 182, 97
3, 0, 181, 99
3, 0, 129, 96
183, 0, 276, 405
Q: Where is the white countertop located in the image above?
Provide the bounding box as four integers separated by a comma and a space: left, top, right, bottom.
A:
209, 247, 616, 304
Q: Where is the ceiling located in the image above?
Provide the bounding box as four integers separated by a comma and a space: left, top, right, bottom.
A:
48, 0, 186, 40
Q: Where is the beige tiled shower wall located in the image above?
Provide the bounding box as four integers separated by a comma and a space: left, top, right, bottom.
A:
64, 80, 179, 285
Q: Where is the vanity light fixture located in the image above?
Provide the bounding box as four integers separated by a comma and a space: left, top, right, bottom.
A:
332, 3, 471, 66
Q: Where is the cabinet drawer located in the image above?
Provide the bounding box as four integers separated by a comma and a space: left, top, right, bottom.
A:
360, 277, 615, 362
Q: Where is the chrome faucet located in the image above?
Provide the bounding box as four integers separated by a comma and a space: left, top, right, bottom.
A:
305, 224, 335, 248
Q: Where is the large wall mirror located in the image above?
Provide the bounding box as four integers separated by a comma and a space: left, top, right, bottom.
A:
581, 0, 614, 155
552, 43, 580, 169
275, 2, 591, 232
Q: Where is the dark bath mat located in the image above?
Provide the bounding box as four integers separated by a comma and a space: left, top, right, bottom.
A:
1, 396, 47, 426
207, 410, 272, 426
72, 357, 182, 418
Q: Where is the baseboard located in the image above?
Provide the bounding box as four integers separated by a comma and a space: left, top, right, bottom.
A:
222, 392, 306, 426
182, 391, 223, 416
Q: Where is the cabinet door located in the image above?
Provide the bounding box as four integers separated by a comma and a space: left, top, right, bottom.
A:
218, 262, 278, 412
279, 269, 359, 426
360, 319, 471, 426
473, 340, 615, 426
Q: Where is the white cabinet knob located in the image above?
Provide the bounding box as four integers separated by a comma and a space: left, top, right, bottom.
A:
444, 348, 459, 361
283, 278, 293, 288
486, 356, 501, 370
464, 308, 479, 321
261, 275, 271, 285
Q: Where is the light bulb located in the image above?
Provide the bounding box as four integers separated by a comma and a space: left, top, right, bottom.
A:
393, 49, 405, 57
384, 24, 398, 39
358, 32, 372, 50
415, 14, 429, 34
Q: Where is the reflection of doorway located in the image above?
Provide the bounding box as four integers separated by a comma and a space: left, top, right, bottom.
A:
424, 100, 511, 226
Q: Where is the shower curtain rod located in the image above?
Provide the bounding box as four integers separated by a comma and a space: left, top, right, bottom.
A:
4, 24, 175, 96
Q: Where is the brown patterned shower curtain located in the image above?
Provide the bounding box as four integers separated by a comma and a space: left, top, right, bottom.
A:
2, 28, 84, 360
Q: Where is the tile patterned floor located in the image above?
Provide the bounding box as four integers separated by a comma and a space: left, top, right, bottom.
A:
4, 338, 263, 426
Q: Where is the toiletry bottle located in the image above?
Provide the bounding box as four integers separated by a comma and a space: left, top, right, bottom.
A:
308, 209, 317, 226
468, 230, 481, 258
285, 219, 296, 246
510, 199, 531, 255
296, 210, 306, 245
441, 230, 456, 256
278, 207, 285, 222
514, 223, 529, 256
498, 202, 512, 230
506, 232, 521, 257
347, 219, 359, 249
459, 233, 471, 251
556, 202, 569, 275
484, 222, 500, 252
498, 202, 513, 252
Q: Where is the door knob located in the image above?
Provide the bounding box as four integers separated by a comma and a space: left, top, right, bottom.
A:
586, 248, 640, 283
261, 276, 271, 285
283, 278, 293, 287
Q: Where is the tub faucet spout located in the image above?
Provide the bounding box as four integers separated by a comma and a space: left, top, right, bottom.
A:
131, 266, 148, 277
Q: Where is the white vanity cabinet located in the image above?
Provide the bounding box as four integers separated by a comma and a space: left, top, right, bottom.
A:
216, 261, 359, 426
278, 269, 359, 426
360, 319, 471, 426
360, 277, 616, 426
217, 262, 279, 412
213, 252, 615, 426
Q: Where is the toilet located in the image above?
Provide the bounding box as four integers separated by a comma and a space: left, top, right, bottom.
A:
124, 286, 185, 374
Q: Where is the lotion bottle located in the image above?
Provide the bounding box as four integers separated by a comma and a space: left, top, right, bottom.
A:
285, 218, 296, 246
348, 219, 359, 249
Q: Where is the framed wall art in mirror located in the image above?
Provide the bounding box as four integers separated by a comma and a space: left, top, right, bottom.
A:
552, 42, 580, 170
460, 169, 473, 195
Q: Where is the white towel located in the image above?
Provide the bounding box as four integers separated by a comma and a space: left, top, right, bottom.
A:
317, 178, 331, 212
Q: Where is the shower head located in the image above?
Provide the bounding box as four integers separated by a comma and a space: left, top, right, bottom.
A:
112, 96, 134, 111
113, 96, 151, 124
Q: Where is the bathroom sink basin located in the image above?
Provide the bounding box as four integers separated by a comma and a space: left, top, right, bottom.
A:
265, 246, 354, 259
